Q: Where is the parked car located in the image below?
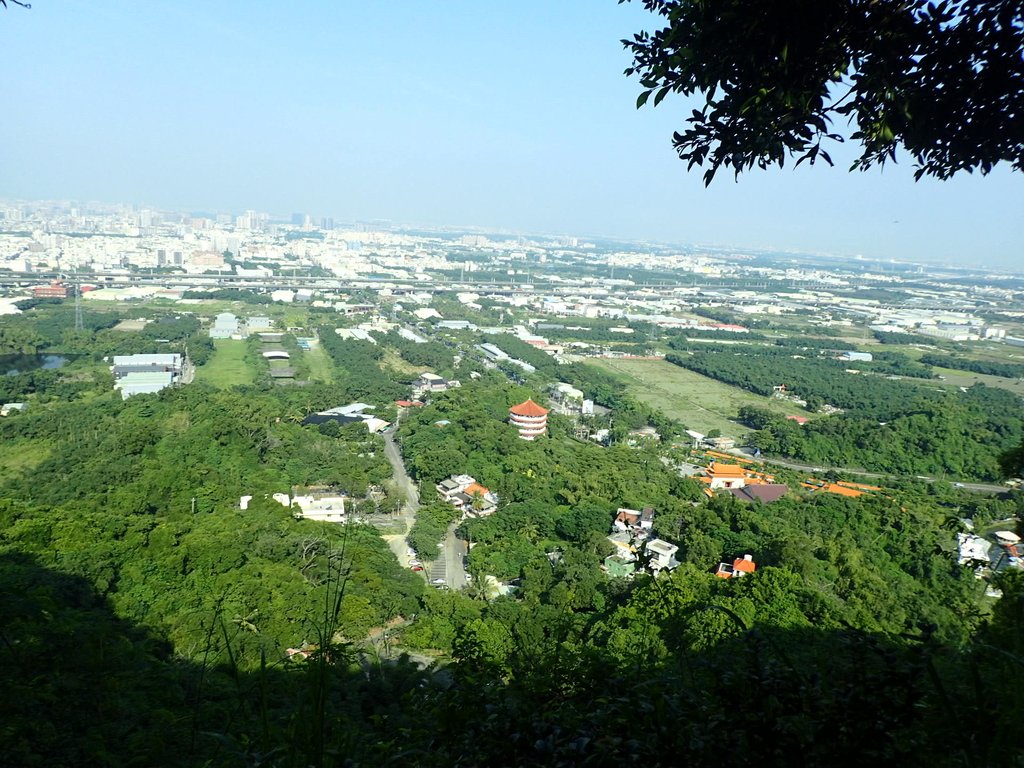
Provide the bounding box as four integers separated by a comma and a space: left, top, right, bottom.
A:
411, 566, 423, 572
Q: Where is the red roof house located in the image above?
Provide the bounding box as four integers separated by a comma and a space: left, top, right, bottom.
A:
715, 554, 757, 579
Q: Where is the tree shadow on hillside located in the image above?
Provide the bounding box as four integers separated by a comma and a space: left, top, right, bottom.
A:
2, 552, 1022, 767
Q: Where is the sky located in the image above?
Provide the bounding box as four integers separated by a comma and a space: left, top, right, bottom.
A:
1, 1, 1021, 269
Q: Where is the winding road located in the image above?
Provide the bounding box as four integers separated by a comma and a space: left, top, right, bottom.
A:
381, 423, 468, 589
381, 425, 419, 565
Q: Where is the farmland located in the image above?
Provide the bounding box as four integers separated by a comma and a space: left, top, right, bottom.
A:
194, 339, 254, 387
589, 357, 806, 437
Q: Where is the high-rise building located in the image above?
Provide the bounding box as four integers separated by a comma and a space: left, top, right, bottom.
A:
235, 210, 259, 231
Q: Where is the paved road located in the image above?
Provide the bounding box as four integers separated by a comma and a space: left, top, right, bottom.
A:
381, 424, 467, 589
443, 522, 468, 590
382, 424, 468, 589
730, 449, 1009, 494
381, 426, 420, 566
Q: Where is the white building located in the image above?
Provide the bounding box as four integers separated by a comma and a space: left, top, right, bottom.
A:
645, 539, 679, 571
209, 312, 240, 339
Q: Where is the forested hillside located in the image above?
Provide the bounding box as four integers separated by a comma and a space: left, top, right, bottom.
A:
666, 347, 1024, 479
1, 303, 1023, 765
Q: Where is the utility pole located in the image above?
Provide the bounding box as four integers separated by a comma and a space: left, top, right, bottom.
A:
74, 280, 84, 331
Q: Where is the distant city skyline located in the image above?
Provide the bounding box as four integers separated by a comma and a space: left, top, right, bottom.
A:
2, 2, 1021, 269
2, 194, 1021, 277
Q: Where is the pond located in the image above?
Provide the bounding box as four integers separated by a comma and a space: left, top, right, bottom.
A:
0, 354, 70, 376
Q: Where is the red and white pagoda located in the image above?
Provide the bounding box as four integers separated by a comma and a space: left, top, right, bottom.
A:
509, 398, 549, 440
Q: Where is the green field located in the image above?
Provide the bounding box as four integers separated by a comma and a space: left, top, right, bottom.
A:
930, 366, 1024, 395
304, 341, 335, 383
863, 343, 1024, 395
0, 440, 50, 483
195, 339, 254, 387
380, 348, 430, 377
590, 357, 810, 437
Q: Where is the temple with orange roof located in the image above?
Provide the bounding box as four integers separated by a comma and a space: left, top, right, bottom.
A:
700, 462, 748, 490
509, 398, 549, 440
801, 480, 865, 498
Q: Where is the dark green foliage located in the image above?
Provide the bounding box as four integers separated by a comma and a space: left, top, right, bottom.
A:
316, 327, 407, 402
623, 0, 1024, 182
3, 304, 1022, 765
3, 548, 1021, 766
0, 382, 415, 667
874, 329, 928, 345
407, 502, 459, 559
666, 325, 768, 340
385, 330, 455, 372
0, 302, 119, 354
738, 382, 1023, 479
665, 347, 923, 417
1001, 442, 1024, 478
0, 552, 190, 767
0, 364, 107, 402
692, 305, 765, 327
853, 349, 935, 378
668, 345, 1022, 478
401, 380, 700, 579
0, 325, 48, 355
921, 353, 1024, 379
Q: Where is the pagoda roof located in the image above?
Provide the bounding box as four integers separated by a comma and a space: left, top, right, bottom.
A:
509, 398, 549, 417
706, 462, 746, 477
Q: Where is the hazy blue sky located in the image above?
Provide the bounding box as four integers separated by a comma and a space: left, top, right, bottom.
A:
2, 1, 1021, 267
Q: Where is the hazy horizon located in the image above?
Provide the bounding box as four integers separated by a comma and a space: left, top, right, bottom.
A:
2, 1, 1021, 269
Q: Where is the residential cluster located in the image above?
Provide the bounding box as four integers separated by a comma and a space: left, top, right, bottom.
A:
4, 199, 1017, 351
436, 474, 499, 518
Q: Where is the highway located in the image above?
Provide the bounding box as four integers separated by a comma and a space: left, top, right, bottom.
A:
731, 450, 1011, 494
0, 268, 990, 312
0, 268, 613, 298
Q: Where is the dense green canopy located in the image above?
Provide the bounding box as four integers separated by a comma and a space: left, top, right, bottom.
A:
623, 0, 1024, 183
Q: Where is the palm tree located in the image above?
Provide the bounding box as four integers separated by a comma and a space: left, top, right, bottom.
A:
520, 522, 540, 543
464, 572, 490, 602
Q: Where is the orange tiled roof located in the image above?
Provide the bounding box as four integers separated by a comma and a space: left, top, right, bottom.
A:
510, 398, 549, 417
805, 482, 864, 497
706, 462, 746, 477
732, 557, 756, 574
464, 482, 490, 497
836, 481, 882, 492
703, 450, 754, 464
